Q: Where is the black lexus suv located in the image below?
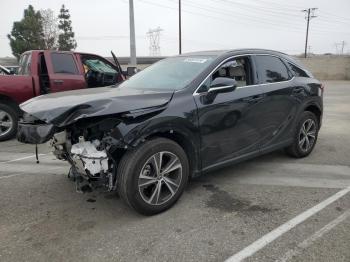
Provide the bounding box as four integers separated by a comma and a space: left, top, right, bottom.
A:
17, 49, 323, 215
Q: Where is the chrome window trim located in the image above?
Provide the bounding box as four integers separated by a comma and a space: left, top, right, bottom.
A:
193, 53, 294, 96
208, 85, 234, 92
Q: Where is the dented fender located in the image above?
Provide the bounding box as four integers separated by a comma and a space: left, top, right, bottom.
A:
102, 94, 202, 173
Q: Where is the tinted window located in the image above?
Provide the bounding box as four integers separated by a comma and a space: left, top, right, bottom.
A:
288, 62, 308, 77
51, 53, 78, 74
255, 55, 290, 83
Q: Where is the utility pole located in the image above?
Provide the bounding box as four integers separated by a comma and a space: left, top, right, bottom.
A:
302, 8, 317, 58
179, 0, 182, 54
129, 0, 137, 66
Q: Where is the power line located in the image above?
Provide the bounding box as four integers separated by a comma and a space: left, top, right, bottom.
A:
137, 0, 349, 55
188, 0, 350, 33
170, 0, 348, 35
164, 0, 306, 33
141, 0, 342, 36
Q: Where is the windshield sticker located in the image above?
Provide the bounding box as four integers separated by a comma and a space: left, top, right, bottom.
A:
184, 58, 208, 63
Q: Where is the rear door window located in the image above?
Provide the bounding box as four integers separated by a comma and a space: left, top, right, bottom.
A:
255, 55, 290, 83
51, 53, 78, 74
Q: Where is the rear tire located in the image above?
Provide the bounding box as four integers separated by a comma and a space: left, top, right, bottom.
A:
0, 103, 18, 142
285, 111, 319, 158
117, 137, 189, 215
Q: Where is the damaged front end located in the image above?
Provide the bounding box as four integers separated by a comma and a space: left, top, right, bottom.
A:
17, 114, 126, 192
17, 105, 166, 193
17, 86, 173, 193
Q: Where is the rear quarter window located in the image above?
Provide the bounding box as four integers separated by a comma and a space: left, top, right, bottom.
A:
287, 62, 309, 77
51, 53, 78, 74
255, 55, 290, 83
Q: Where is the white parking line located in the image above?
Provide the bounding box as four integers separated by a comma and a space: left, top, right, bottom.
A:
276, 209, 350, 262
0, 174, 24, 179
225, 185, 350, 262
0, 166, 66, 180
0, 154, 47, 164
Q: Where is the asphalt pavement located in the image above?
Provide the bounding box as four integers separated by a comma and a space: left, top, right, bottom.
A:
0, 80, 349, 262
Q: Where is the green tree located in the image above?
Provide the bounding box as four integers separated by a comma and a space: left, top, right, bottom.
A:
57, 5, 77, 51
7, 5, 45, 59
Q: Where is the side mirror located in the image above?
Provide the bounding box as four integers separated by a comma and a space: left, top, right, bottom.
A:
127, 66, 138, 76
209, 77, 237, 93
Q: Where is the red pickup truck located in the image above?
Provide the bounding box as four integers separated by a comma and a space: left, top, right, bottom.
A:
0, 50, 125, 141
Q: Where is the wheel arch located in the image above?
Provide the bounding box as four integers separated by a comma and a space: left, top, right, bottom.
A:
303, 103, 322, 126
0, 94, 21, 114
142, 129, 200, 178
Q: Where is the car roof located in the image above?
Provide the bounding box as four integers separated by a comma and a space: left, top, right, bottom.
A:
22, 50, 100, 57
179, 48, 306, 70
179, 48, 288, 57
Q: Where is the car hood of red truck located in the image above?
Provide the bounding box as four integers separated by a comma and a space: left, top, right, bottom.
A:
20, 85, 174, 127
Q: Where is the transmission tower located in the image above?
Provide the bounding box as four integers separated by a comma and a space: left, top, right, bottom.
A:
147, 27, 163, 56
335, 41, 347, 55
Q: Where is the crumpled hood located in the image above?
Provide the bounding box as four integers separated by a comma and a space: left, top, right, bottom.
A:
20, 86, 174, 127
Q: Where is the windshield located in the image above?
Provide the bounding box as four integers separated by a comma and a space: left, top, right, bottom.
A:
119, 56, 215, 91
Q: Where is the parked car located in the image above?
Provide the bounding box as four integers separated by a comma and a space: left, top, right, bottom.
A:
17, 49, 323, 215
0, 65, 11, 75
0, 50, 125, 141
5, 66, 20, 75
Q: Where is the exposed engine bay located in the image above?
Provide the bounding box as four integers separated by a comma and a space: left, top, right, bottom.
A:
47, 117, 128, 193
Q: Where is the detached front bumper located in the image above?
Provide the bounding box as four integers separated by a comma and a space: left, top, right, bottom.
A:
17, 122, 55, 144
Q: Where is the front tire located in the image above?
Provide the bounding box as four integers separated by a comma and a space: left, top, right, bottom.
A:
285, 111, 319, 158
117, 138, 189, 215
0, 103, 18, 142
